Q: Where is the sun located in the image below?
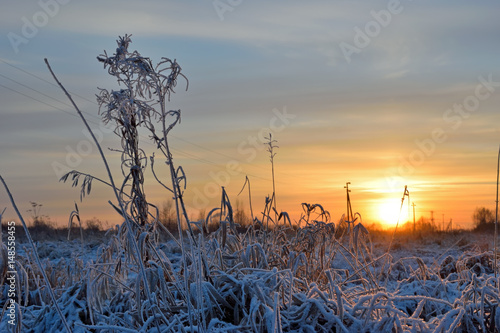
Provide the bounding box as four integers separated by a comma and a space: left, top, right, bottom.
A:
376, 199, 409, 228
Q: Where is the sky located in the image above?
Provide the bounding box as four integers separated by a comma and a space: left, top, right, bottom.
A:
1, 0, 500, 230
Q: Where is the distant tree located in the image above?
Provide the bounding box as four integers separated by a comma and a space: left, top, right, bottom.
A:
86, 217, 102, 232
473, 207, 495, 231
160, 201, 176, 231
197, 209, 206, 224
418, 216, 438, 234
234, 199, 247, 227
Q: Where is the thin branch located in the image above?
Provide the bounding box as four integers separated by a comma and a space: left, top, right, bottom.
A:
0, 175, 73, 333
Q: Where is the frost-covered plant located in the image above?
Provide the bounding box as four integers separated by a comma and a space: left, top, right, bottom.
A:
43, 34, 193, 331
95, 35, 201, 247
95, 35, 180, 227
95, 34, 184, 227
265, 133, 279, 223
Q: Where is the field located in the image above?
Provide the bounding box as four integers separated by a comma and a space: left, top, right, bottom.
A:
2, 222, 499, 332
2, 35, 500, 332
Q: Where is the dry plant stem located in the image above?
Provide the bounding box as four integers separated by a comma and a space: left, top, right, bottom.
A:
266, 134, 279, 224
271, 153, 277, 222
0, 175, 72, 333
246, 176, 254, 221
44, 58, 161, 332
161, 112, 195, 327
380, 186, 408, 282
150, 155, 173, 194
154, 139, 197, 245
238, 175, 254, 221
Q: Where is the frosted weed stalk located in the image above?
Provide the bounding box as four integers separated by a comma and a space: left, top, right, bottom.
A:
43, 34, 195, 331
265, 133, 279, 225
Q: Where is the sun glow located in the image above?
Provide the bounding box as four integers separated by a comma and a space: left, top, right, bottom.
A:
376, 199, 410, 228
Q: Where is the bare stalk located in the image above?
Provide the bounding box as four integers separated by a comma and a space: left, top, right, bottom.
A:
0, 175, 73, 333
160, 110, 195, 327
379, 185, 409, 284
265, 133, 279, 224
238, 175, 254, 221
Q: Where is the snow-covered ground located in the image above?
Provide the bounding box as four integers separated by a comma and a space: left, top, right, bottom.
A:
1, 227, 498, 332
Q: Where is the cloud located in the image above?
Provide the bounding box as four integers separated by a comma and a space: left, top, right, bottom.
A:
384, 70, 409, 79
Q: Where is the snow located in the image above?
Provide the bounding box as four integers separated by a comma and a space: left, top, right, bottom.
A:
1, 228, 499, 332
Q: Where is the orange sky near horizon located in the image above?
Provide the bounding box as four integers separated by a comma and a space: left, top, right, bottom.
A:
5, 141, 496, 231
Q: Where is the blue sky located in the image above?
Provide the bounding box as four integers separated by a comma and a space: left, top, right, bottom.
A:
1, 0, 500, 228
